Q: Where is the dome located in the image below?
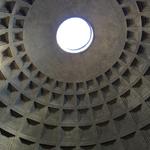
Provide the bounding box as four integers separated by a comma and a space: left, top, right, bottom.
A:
0, 0, 150, 150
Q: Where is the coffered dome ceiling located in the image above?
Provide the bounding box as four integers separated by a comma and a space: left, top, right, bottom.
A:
0, 0, 150, 150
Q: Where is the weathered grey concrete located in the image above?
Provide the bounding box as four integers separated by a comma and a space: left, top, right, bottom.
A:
0, 0, 150, 150
24, 0, 126, 82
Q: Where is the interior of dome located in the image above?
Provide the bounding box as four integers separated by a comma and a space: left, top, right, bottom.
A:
0, 0, 150, 150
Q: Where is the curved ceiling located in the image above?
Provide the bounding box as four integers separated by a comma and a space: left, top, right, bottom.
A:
24, 0, 126, 81
0, 0, 150, 150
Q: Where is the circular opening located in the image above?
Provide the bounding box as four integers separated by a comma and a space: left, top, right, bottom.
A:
56, 17, 94, 53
